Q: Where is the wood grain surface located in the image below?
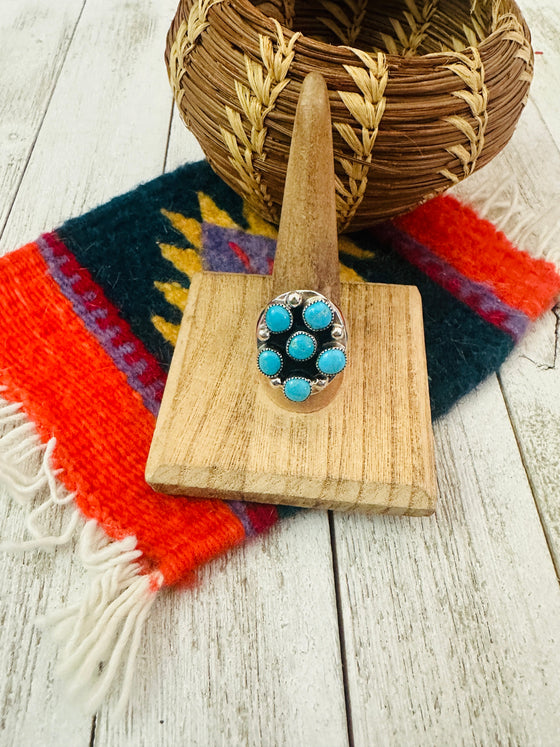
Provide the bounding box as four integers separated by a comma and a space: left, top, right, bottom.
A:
1, 0, 559, 744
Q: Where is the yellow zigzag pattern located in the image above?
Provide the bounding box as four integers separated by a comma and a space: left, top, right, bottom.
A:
152, 192, 370, 346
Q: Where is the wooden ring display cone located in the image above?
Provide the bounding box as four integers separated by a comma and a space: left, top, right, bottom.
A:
146, 73, 437, 516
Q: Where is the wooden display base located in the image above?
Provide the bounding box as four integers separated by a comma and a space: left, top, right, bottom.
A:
146, 72, 437, 516
146, 273, 436, 515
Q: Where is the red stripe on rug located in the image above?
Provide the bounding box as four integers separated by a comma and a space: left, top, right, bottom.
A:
228, 240, 256, 273
394, 195, 560, 320
0, 242, 246, 586
244, 504, 280, 534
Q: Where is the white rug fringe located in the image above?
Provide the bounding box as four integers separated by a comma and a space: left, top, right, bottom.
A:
1, 390, 163, 713
38, 520, 163, 714
452, 176, 560, 273
0, 391, 81, 552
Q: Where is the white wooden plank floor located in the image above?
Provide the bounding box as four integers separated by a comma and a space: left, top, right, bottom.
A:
1, 1, 559, 744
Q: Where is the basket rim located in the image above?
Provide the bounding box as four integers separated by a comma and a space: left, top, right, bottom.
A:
216, 0, 525, 63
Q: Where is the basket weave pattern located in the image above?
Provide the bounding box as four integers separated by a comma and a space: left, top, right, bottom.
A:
166, 0, 533, 231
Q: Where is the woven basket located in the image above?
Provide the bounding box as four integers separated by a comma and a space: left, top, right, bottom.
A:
166, 0, 533, 231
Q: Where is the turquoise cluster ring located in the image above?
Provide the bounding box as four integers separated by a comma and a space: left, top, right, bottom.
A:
257, 290, 348, 403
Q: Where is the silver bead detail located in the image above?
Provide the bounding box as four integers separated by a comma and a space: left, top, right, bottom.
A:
270, 377, 283, 387
331, 324, 344, 340
258, 325, 271, 341
287, 292, 302, 307
313, 377, 329, 391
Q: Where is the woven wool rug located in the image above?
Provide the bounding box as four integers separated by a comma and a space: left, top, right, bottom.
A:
1, 160, 559, 710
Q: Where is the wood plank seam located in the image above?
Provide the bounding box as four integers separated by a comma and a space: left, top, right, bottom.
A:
161, 98, 178, 174
328, 511, 356, 747
0, 0, 88, 245
497, 362, 560, 582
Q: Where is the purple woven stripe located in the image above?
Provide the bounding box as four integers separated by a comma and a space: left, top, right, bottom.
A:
375, 222, 530, 340
37, 235, 164, 416
227, 501, 257, 537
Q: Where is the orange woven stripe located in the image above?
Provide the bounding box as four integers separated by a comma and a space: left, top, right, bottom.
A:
0, 243, 245, 585
395, 196, 560, 320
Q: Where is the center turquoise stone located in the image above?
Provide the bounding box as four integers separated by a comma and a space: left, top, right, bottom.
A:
287, 332, 316, 361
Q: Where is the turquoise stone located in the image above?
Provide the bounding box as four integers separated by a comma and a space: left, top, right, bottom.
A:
265, 304, 292, 333
317, 347, 346, 375
303, 300, 333, 330
287, 332, 316, 360
284, 377, 311, 402
258, 349, 282, 376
